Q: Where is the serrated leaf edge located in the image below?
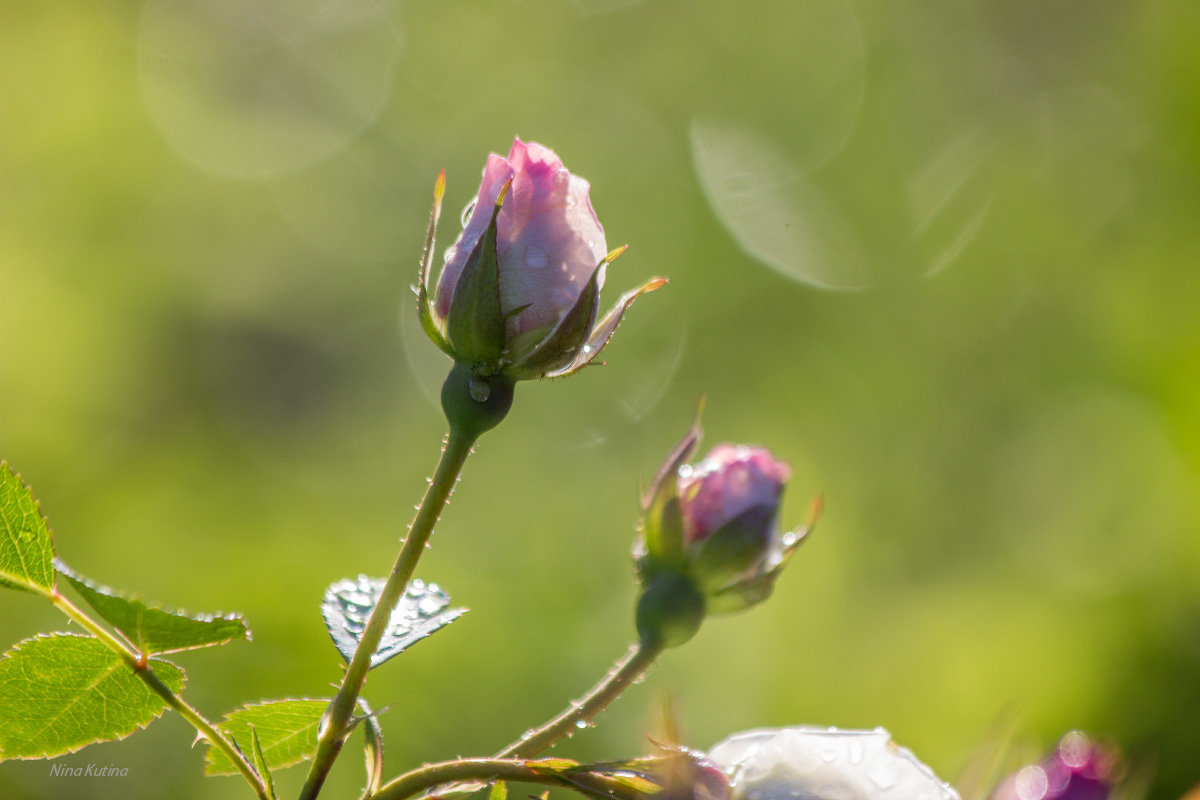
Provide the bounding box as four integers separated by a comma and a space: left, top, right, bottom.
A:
0, 632, 186, 761
54, 559, 251, 654
0, 461, 57, 596
204, 697, 331, 776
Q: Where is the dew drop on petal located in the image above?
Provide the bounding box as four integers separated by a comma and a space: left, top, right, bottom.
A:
525, 245, 548, 269
461, 199, 477, 227
867, 761, 899, 789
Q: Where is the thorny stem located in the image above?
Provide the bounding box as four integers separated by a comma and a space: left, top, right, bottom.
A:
496, 641, 663, 759
400, 641, 664, 800
369, 757, 632, 800
299, 430, 477, 800
50, 590, 270, 800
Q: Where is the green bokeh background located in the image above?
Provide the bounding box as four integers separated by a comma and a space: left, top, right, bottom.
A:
3, 0, 1199, 798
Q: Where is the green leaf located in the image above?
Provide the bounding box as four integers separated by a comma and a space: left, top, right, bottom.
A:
0, 633, 184, 760
0, 462, 56, 596
55, 561, 249, 655
204, 699, 329, 776
322, 576, 466, 669
249, 727, 278, 800
489, 780, 508, 800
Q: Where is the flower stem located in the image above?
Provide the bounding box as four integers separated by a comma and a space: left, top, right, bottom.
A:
50, 590, 270, 800
370, 758, 632, 800
299, 430, 477, 800
496, 640, 663, 758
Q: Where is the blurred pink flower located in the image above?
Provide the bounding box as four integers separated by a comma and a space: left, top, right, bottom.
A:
990, 732, 1119, 800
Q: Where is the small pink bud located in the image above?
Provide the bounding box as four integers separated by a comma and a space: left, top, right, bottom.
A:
677, 444, 793, 599
634, 418, 816, 638
678, 445, 791, 546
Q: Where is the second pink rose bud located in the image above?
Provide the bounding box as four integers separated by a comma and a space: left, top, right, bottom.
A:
634, 418, 819, 648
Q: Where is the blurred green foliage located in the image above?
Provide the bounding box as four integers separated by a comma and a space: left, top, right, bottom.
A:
2, 0, 1199, 798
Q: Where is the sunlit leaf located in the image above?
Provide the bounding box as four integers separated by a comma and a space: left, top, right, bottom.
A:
322, 576, 466, 669
0, 462, 55, 595
0, 633, 184, 760
56, 561, 249, 655
204, 698, 329, 776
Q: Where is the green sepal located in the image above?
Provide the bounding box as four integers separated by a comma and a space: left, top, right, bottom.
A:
0, 461, 56, 596
704, 568, 778, 616
546, 271, 666, 377
444, 179, 511, 368
417, 169, 453, 357
687, 503, 778, 596
359, 699, 384, 800
505, 262, 604, 379
250, 727, 279, 800
705, 498, 820, 615
636, 411, 703, 579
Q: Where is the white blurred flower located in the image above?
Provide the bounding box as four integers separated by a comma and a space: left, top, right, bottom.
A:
707, 727, 960, 800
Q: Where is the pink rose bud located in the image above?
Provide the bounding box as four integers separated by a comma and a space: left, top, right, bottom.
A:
676, 444, 792, 598
989, 732, 1119, 800
416, 138, 665, 385
634, 416, 820, 647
